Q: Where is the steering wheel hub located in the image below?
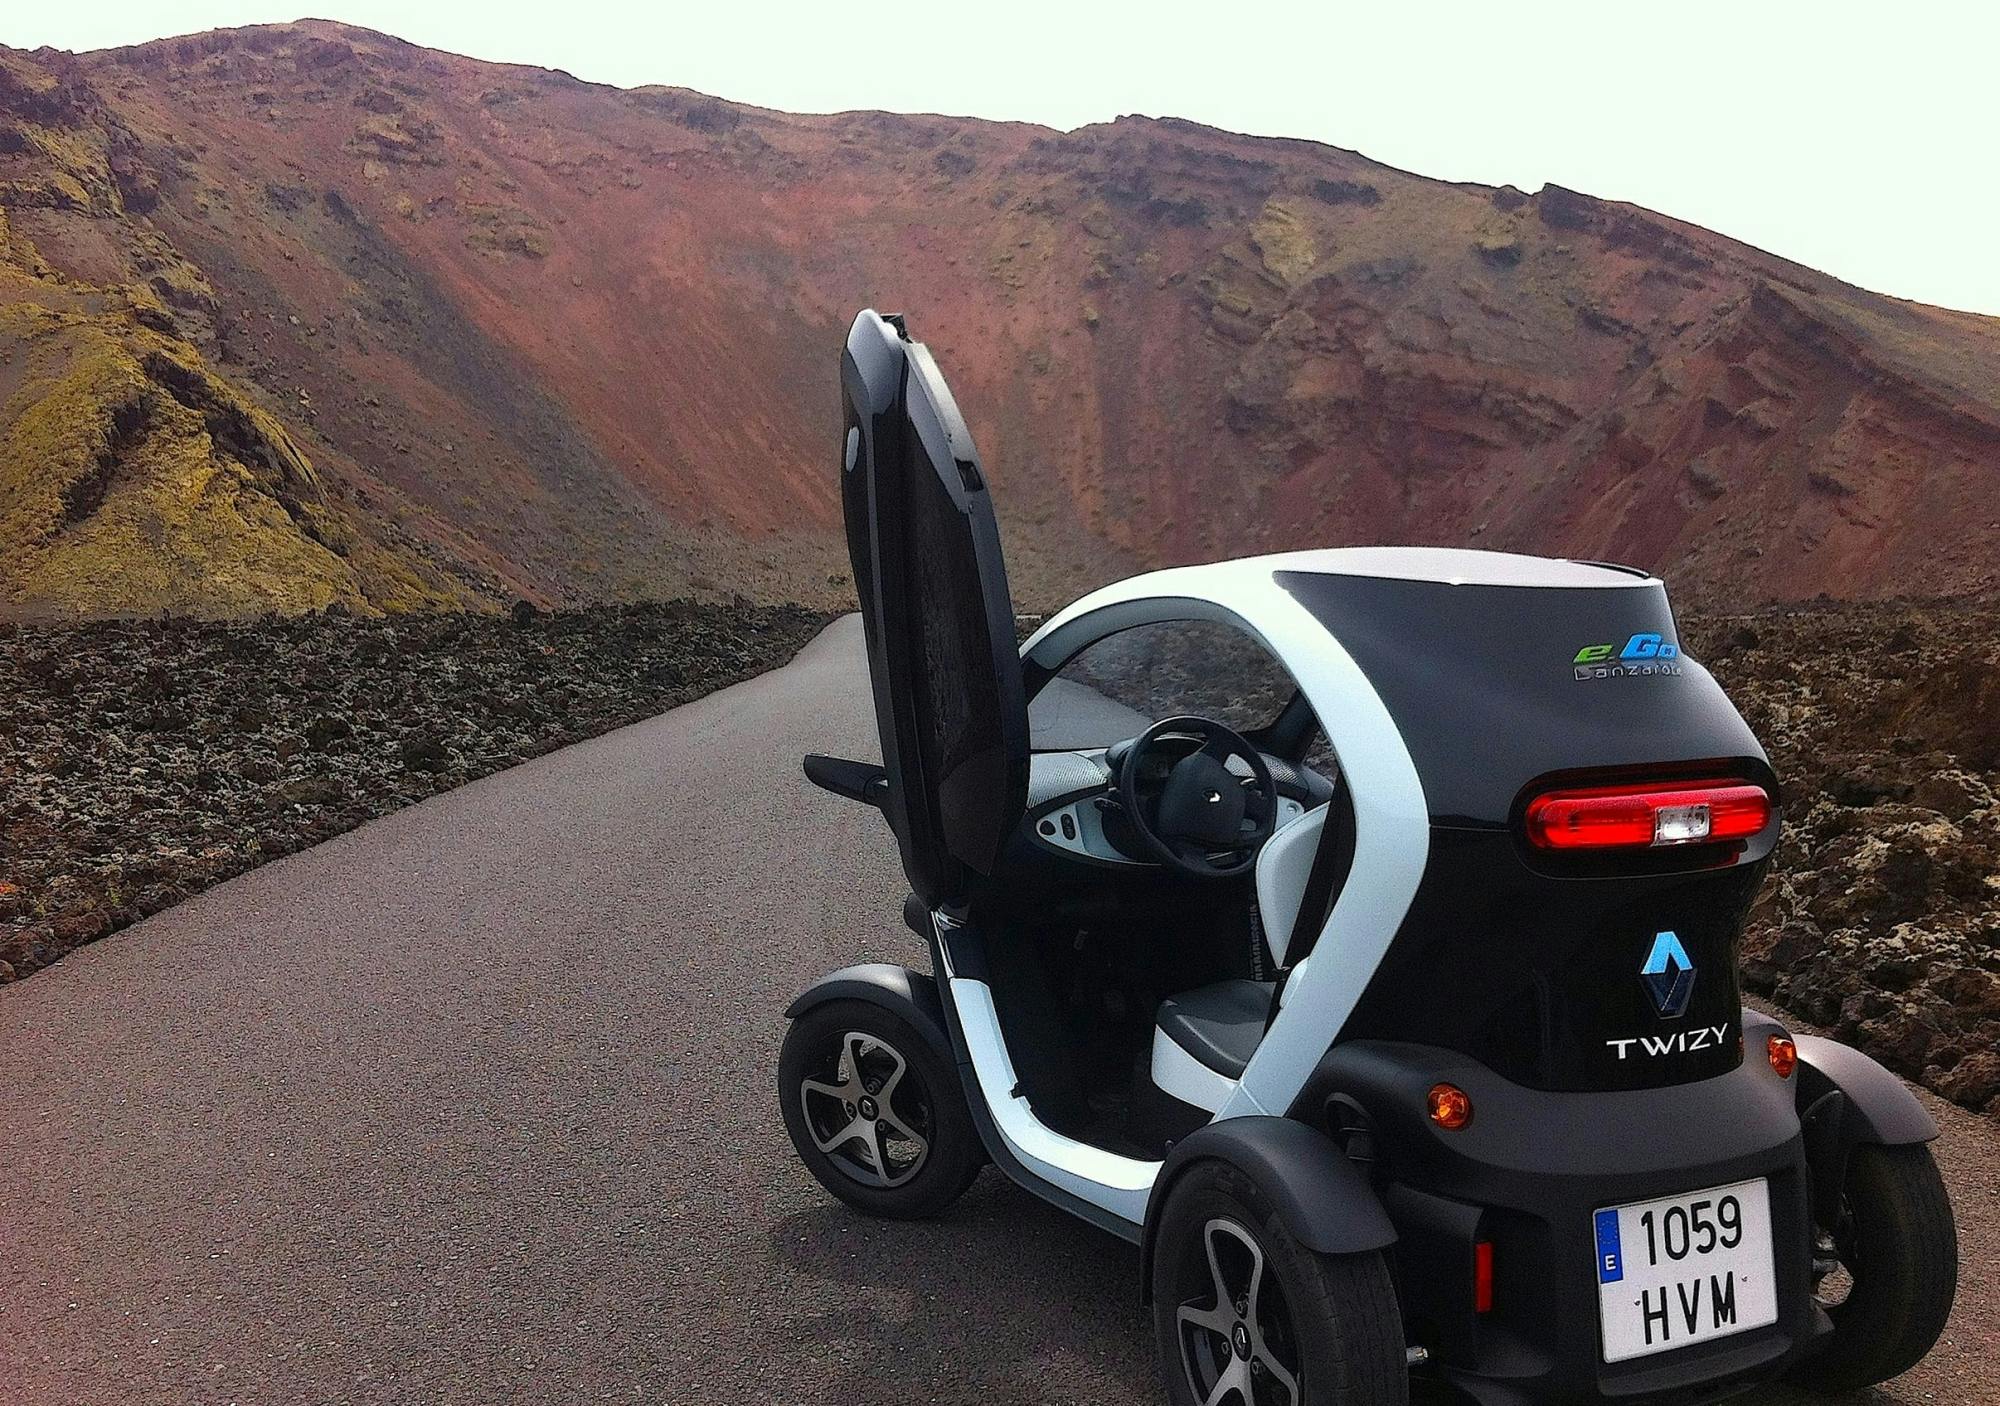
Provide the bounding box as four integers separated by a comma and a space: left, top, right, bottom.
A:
1116, 715, 1280, 878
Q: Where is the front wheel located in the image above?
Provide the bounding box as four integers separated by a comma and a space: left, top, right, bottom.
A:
1152, 1161, 1407, 1406
778, 998, 982, 1219
1790, 1142, 1958, 1393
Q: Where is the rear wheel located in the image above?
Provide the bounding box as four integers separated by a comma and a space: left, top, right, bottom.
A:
778, 999, 981, 1219
1152, 1161, 1406, 1406
1790, 1142, 1957, 1392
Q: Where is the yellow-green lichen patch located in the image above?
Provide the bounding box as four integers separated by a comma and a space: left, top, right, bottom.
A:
460, 201, 551, 258
0, 308, 454, 618
1248, 198, 1320, 288
0, 123, 121, 215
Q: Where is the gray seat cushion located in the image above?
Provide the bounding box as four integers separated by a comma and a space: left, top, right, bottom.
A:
1155, 979, 1275, 1081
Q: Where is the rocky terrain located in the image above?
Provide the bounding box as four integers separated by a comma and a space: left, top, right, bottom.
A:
0, 600, 828, 980
1689, 602, 2000, 1121
2, 596, 1992, 1118
2, 21, 1998, 623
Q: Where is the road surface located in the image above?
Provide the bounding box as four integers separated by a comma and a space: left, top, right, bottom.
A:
2, 616, 1993, 1405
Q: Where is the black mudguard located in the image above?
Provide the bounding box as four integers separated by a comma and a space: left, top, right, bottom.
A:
1792, 1033, 1938, 1227
1140, 1116, 1395, 1301
783, 962, 953, 1063
1793, 1034, 1938, 1146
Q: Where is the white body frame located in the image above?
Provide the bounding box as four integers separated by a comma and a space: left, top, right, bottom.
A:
933, 547, 1658, 1230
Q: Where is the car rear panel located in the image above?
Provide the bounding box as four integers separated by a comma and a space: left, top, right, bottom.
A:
1276, 568, 1778, 1095
1293, 1027, 1829, 1403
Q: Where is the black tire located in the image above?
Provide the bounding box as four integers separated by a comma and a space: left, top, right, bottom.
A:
778, 999, 982, 1219
1790, 1142, 1958, 1393
1151, 1161, 1406, 1406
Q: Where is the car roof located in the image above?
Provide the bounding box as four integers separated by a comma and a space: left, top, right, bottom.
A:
1023, 547, 1661, 681
1207, 546, 1658, 589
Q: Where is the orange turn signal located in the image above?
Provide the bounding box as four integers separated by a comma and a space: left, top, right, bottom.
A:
1767, 1034, 1798, 1079
1428, 1082, 1473, 1130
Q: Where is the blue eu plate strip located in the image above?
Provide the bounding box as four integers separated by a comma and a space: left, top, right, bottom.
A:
1594, 1208, 1624, 1284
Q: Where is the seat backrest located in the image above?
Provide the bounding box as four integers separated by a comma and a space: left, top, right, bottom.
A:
1255, 805, 1328, 968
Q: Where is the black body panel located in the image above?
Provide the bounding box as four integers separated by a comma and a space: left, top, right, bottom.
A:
1287, 1021, 1833, 1404
1277, 568, 1780, 1093
802, 754, 888, 809
1139, 1116, 1398, 1302
1343, 828, 1767, 1091
1793, 1034, 1938, 1147
841, 311, 1028, 907
1275, 571, 1766, 826
783, 962, 956, 1067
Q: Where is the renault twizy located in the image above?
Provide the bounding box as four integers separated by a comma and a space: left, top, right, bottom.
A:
779, 310, 1958, 1405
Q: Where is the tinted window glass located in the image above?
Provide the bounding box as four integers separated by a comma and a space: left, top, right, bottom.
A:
1028, 619, 1301, 751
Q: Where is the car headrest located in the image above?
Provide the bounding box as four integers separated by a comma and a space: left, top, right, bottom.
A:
1256, 805, 1329, 968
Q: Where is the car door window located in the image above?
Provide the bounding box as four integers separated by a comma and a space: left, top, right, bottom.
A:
1028, 619, 1303, 752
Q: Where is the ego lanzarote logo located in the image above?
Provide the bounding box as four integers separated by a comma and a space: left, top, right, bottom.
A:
1574, 632, 1684, 681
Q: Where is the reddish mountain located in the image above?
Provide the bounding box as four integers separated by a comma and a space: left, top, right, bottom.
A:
2, 20, 1997, 619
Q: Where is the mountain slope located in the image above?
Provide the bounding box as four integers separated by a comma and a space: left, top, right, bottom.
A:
2, 21, 1997, 618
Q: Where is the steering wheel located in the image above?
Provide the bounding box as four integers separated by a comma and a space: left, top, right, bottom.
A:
1117, 715, 1280, 878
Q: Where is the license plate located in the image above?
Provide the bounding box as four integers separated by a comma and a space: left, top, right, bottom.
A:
1594, 1178, 1777, 1363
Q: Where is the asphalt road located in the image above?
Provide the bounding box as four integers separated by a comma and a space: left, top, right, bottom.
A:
2, 615, 1994, 1406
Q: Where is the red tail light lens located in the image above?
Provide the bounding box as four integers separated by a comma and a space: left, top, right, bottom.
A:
1524, 781, 1771, 851
1474, 1240, 1495, 1313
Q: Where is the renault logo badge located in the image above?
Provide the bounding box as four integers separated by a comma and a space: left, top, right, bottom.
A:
1641, 931, 1696, 1019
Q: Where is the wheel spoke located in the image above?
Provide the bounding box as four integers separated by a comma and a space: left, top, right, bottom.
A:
1254, 1339, 1299, 1403
873, 1043, 908, 1105
1200, 1359, 1250, 1406
1177, 1300, 1235, 1339
1174, 837, 1221, 867
836, 1034, 864, 1089
799, 1078, 849, 1106
798, 1028, 936, 1190
858, 1120, 890, 1183
1241, 780, 1271, 820
878, 1107, 929, 1158
1203, 1220, 1241, 1313
808, 1112, 862, 1157
1239, 1233, 1269, 1327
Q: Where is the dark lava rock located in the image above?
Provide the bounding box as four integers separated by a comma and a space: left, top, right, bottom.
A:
1687, 600, 2000, 1122
0, 600, 830, 982
399, 733, 451, 772
305, 714, 353, 749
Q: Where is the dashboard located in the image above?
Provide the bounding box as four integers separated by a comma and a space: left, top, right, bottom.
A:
1024, 747, 1330, 867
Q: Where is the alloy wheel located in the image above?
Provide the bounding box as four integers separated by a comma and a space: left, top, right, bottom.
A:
1175, 1217, 1304, 1406
798, 1030, 932, 1189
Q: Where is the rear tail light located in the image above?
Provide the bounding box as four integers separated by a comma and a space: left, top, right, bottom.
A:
1524, 781, 1771, 851
1474, 1240, 1495, 1313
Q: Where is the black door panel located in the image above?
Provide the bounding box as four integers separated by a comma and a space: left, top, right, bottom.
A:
839, 311, 1027, 905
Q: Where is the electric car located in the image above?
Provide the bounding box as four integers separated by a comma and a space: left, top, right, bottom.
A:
778, 309, 1959, 1405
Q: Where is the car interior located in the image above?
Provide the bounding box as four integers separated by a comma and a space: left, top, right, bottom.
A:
977, 619, 1346, 1160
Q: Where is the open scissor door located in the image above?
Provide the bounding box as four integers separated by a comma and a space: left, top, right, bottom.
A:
840, 310, 1028, 907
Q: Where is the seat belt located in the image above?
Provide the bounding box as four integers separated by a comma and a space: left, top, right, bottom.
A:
1265, 789, 1357, 1031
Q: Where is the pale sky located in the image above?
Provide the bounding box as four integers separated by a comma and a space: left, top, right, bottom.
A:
11, 1, 1998, 316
